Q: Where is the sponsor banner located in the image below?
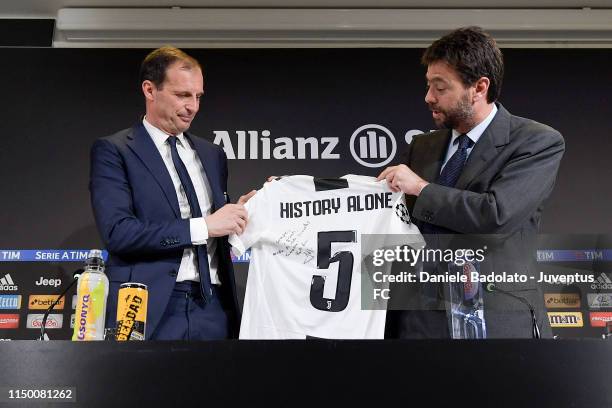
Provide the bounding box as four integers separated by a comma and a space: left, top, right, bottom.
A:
29, 295, 65, 310
0, 295, 21, 310
536, 249, 612, 262
0, 249, 108, 262
0, 273, 18, 291
26, 314, 63, 329
0, 314, 19, 329
544, 293, 581, 309
230, 249, 251, 263
35, 276, 62, 287
548, 312, 584, 328
0, 249, 252, 264
589, 312, 612, 327
587, 293, 612, 309
591, 273, 612, 291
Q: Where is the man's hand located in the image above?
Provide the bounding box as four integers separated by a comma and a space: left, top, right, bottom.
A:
238, 190, 256, 205
377, 164, 429, 196
205, 204, 248, 237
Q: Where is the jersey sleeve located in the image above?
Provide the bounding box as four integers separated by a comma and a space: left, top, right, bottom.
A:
228, 184, 269, 256
380, 193, 425, 249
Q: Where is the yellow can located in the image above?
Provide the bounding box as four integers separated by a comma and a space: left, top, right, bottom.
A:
115, 283, 148, 341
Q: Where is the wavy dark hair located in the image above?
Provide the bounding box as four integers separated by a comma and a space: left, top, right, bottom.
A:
422, 26, 504, 103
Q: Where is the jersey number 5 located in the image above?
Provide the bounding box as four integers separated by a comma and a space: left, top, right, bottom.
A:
311, 231, 357, 312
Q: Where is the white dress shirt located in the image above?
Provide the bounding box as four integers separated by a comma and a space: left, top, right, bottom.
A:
143, 118, 220, 285
441, 103, 498, 171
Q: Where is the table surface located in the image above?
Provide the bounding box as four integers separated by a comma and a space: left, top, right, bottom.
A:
0, 339, 610, 407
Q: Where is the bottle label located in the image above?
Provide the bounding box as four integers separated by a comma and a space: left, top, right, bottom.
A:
72, 274, 107, 341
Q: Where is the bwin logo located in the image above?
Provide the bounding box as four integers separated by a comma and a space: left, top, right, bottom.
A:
350, 125, 397, 168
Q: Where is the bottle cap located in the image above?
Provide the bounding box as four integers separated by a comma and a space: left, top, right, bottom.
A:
88, 249, 103, 259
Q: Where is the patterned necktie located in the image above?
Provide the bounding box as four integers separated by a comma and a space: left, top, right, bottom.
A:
421, 134, 474, 234
437, 133, 474, 188
167, 136, 213, 300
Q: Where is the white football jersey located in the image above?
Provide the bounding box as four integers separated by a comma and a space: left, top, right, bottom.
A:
230, 175, 423, 339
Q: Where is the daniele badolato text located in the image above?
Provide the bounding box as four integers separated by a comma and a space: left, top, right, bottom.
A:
367, 246, 595, 300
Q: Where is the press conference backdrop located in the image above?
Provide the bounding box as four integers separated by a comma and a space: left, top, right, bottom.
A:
0, 48, 610, 340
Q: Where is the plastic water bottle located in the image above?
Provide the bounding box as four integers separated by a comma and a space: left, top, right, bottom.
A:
72, 249, 109, 341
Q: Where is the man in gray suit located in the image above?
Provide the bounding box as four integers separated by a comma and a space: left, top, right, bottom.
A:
378, 26, 564, 338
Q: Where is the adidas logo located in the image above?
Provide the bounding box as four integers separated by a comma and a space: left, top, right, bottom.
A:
0, 274, 18, 291
591, 272, 612, 290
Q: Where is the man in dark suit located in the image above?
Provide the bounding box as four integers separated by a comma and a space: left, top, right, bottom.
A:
379, 27, 564, 338
90, 47, 254, 340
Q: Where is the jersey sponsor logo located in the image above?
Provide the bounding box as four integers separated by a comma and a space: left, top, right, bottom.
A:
548, 312, 583, 327
26, 314, 63, 329
28, 295, 65, 310
0, 274, 18, 291
35, 276, 62, 287
544, 293, 581, 308
349, 124, 397, 168
0, 314, 19, 328
589, 312, 612, 327
0, 295, 21, 310
592, 273, 612, 290
587, 293, 612, 309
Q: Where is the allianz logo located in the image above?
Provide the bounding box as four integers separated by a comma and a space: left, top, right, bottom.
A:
212, 127, 425, 168
35, 277, 62, 287
0, 274, 18, 291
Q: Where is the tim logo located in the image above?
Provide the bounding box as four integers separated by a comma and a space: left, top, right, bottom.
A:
350, 124, 397, 168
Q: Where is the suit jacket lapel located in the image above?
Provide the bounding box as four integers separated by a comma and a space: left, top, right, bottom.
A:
405, 129, 450, 214
418, 129, 452, 183
126, 123, 181, 218
186, 133, 226, 211
455, 103, 511, 190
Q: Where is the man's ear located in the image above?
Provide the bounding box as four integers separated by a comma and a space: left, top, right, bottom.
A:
472, 77, 490, 102
142, 80, 155, 101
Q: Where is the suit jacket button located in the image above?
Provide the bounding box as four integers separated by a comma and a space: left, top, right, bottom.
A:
169, 270, 177, 277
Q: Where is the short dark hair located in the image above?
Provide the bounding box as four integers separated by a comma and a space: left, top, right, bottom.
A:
422, 26, 504, 103
139, 46, 201, 89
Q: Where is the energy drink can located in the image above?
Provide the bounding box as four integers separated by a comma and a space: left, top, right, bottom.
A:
115, 283, 148, 341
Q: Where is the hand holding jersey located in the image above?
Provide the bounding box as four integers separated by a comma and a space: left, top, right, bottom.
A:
230, 175, 424, 339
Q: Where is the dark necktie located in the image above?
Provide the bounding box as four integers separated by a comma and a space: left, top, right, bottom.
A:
421, 134, 474, 234
167, 136, 213, 300
437, 133, 474, 188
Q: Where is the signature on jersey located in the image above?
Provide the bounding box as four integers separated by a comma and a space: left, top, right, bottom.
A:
272, 221, 315, 264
